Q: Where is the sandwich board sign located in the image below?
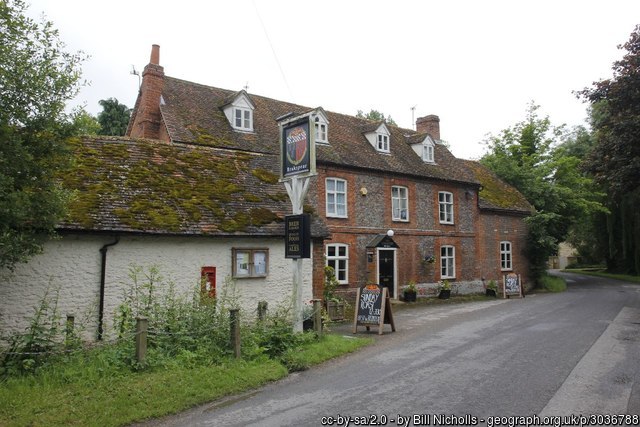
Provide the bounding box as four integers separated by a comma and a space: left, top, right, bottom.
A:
503, 273, 524, 298
353, 284, 396, 335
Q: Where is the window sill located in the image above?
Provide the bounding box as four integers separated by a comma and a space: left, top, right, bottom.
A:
232, 275, 268, 279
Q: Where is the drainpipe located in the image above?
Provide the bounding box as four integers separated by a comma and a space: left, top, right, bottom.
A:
98, 236, 120, 340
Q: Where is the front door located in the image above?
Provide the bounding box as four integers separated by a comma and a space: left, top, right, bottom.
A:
378, 249, 396, 298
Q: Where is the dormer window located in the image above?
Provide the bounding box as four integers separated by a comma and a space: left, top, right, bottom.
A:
424, 140, 435, 162
315, 122, 327, 143
364, 123, 391, 153
377, 134, 389, 152
222, 90, 255, 132
313, 108, 329, 144
234, 107, 252, 131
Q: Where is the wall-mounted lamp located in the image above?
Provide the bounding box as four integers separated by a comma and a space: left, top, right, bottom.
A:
387, 229, 394, 237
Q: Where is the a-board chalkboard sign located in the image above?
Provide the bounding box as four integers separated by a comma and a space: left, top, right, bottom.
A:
353, 284, 396, 335
503, 273, 524, 298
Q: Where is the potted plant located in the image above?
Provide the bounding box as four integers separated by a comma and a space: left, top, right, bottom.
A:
403, 281, 417, 302
324, 266, 345, 321
485, 279, 498, 297
438, 279, 451, 299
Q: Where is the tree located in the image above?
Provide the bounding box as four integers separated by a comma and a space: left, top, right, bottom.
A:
356, 109, 397, 126
579, 25, 640, 273
0, 0, 86, 270
70, 108, 100, 135
97, 98, 131, 136
481, 103, 604, 281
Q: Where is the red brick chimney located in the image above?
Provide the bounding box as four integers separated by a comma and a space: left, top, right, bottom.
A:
127, 44, 165, 140
416, 115, 440, 140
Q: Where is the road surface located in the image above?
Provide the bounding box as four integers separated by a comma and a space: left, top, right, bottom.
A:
138, 272, 640, 426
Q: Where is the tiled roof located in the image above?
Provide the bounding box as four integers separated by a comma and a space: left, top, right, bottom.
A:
58, 136, 330, 237
159, 76, 480, 186
462, 160, 533, 214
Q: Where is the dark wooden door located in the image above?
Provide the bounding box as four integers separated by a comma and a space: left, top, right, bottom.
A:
378, 250, 395, 298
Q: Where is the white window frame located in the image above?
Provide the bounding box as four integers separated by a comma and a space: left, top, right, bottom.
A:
326, 243, 349, 284
440, 245, 456, 279
392, 186, 409, 222
438, 191, 454, 224
377, 133, 390, 153
232, 248, 268, 278
424, 141, 435, 163
315, 122, 328, 144
233, 107, 253, 131
500, 241, 513, 271
326, 177, 348, 218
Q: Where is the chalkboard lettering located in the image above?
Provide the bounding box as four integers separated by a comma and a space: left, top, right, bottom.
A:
353, 284, 396, 335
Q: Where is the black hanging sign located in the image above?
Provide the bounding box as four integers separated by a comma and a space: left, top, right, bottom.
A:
284, 214, 311, 259
353, 284, 396, 335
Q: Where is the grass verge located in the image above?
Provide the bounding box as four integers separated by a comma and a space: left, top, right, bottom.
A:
563, 269, 640, 284
0, 334, 371, 427
539, 274, 567, 292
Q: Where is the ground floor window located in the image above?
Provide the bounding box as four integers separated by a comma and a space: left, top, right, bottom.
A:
500, 241, 512, 270
440, 245, 455, 278
326, 243, 348, 284
232, 248, 268, 278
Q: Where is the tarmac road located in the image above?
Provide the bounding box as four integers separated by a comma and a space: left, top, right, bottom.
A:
137, 271, 640, 426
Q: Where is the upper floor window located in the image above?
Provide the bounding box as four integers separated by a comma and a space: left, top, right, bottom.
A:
222, 90, 255, 132
441, 245, 456, 279
392, 186, 409, 221
326, 177, 347, 218
438, 191, 454, 224
424, 141, 435, 163
232, 248, 268, 278
234, 107, 252, 131
500, 241, 513, 271
326, 243, 349, 284
377, 134, 390, 152
315, 122, 328, 143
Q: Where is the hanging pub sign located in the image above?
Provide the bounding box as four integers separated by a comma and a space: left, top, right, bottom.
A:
280, 115, 316, 179
284, 214, 311, 259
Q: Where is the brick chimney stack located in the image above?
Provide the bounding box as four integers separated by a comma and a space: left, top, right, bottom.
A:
416, 115, 440, 140
127, 44, 165, 140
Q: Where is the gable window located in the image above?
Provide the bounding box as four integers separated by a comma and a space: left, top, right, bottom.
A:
441, 245, 456, 279
326, 177, 347, 218
424, 141, 435, 163
326, 243, 349, 284
500, 241, 513, 271
377, 134, 390, 152
315, 122, 328, 143
438, 191, 454, 224
234, 107, 252, 131
232, 248, 268, 278
392, 186, 409, 221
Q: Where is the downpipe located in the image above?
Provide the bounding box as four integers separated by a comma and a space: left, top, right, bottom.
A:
98, 236, 119, 340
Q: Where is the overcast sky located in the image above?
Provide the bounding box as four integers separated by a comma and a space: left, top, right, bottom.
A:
27, 0, 640, 159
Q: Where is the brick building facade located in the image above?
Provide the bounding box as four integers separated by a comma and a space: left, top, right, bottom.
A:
128, 45, 533, 300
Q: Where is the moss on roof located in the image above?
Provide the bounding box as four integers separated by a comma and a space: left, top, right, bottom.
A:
463, 160, 533, 213
57, 137, 323, 236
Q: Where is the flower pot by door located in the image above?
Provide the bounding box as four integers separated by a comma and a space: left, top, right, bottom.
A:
438, 289, 451, 299
403, 291, 416, 302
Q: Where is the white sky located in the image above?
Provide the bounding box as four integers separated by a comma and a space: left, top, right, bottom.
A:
27, 0, 640, 159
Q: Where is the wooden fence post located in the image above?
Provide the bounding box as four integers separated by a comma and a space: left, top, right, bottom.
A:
230, 309, 241, 358
257, 301, 268, 322
135, 316, 148, 365
312, 299, 323, 336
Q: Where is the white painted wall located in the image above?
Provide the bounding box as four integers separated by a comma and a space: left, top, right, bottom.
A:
0, 234, 313, 342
